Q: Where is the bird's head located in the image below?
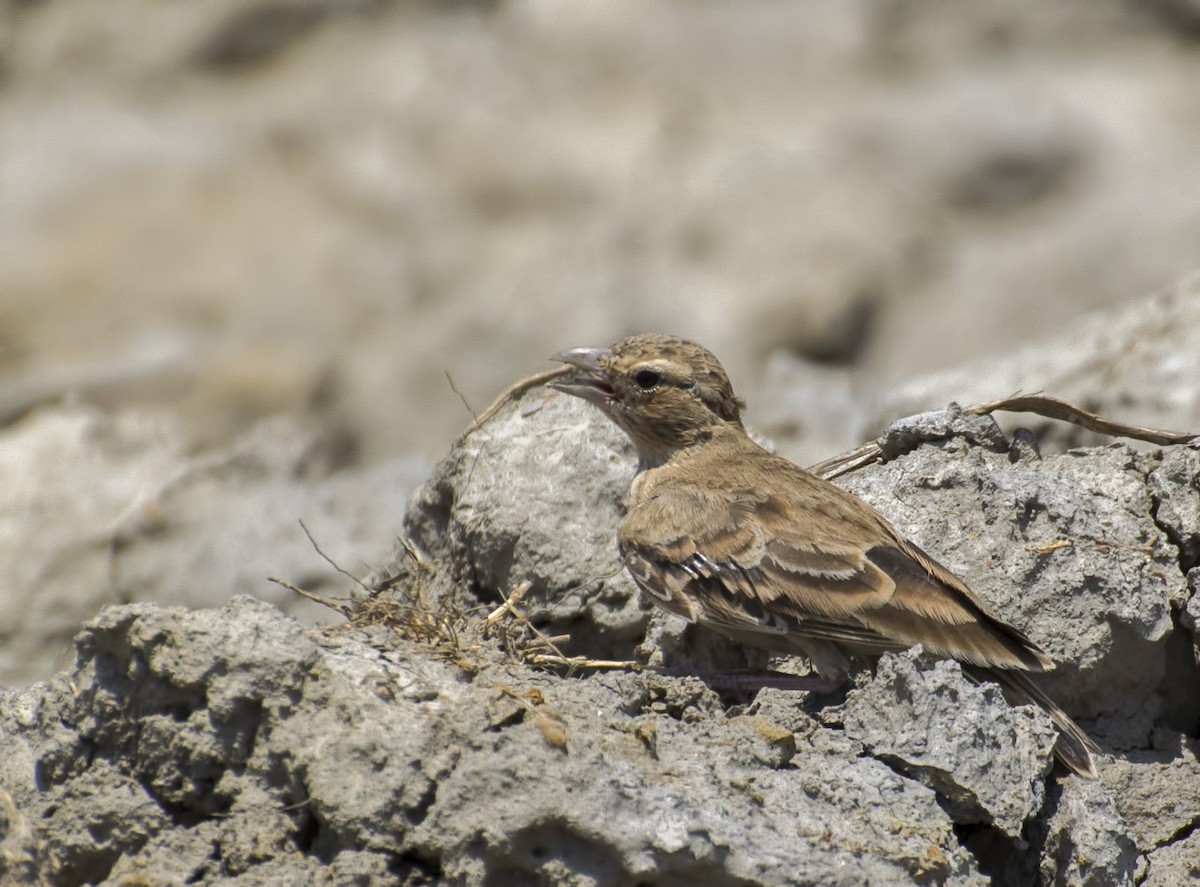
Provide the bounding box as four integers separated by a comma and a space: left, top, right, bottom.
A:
550, 333, 745, 466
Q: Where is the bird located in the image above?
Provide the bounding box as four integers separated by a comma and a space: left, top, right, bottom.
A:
550, 332, 1099, 778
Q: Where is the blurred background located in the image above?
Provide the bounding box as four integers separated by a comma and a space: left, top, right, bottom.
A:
4, 0, 1200, 465
3, 0, 1200, 684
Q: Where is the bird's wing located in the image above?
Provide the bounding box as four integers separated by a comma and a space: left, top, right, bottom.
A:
618, 479, 1052, 673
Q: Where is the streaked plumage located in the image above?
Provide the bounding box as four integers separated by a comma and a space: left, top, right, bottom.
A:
551, 333, 1099, 778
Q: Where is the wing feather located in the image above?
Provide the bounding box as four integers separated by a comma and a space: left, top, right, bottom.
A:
618, 480, 1052, 674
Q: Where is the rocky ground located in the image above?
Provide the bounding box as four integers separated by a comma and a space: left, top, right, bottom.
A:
3, 2, 1200, 884
2, 328, 1198, 884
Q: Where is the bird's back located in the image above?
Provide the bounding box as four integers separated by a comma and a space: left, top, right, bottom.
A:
622, 425, 1054, 675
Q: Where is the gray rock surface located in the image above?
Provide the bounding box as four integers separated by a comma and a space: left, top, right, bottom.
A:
398, 389, 651, 659
840, 649, 1057, 838
0, 404, 429, 686
1039, 777, 1140, 887
0, 597, 990, 886
2, 319, 1198, 884
1105, 737, 1200, 881
1142, 830, 1200, 887
371, 382, 1196, 883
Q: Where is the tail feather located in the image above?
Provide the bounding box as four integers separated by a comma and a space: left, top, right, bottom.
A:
967, 665, 1100, 779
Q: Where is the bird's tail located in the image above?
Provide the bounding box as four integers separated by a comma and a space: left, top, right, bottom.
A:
967, 665, 1100, 779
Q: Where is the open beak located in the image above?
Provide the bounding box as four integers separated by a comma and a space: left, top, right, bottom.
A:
549, 346, 616, 407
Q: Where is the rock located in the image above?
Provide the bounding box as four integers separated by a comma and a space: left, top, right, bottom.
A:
2, 381, 1198, 883
1142, 830, 1200, 887
355, 371, 1198, 881
1147, 446, 1200, 574
0, 596, 989, 886
3, 288, 1199, 883
841, 648, 1057, 838
4, 2, 1200, 879
0, 404, 429, 686
396, 389, 651, 659
1103, 737, 1200, 852
1038, 778, 1140, 887
1185, 567, 1200, 657
837, 413, 1190, 729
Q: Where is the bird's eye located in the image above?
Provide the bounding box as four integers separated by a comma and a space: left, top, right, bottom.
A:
633, 369, 661, 390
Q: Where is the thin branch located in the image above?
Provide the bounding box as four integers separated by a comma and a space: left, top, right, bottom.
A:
1025, 539, 1073, 555
806, 442, 884, 481
401, 537, 428, 566
808, 393, 1197, 481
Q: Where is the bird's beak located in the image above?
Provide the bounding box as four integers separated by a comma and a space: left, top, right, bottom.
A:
549, 346, 616, 407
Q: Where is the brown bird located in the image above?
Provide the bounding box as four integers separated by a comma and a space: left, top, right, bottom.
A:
551, 333, 1099, 778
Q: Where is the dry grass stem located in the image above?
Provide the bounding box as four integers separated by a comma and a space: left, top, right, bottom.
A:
1025, 539, 1073, 554
464, 367, 570, 437
806, 443, 882, 481
526, 654, 642, 672
346, 540, 481, 670
963, 394, 1197, 446
484, 580, 532, 627
268, 576, 352, 618
298, 531, 639, 678
481, 579, 644, 676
